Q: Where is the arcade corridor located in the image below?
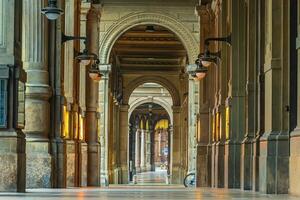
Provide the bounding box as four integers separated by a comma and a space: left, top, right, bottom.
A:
1, 0, 300, 199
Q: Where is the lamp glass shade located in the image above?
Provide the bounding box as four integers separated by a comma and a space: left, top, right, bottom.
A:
196, 72, 206, 80
80, 59, 91, 66
201, 60, 211, 67
45, 11, 60, 20
89, 72, 99, 80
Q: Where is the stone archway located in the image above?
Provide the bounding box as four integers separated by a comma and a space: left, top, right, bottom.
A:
99, 12, 199, 65
123, 75, 181, 106
129, 97, 173, 122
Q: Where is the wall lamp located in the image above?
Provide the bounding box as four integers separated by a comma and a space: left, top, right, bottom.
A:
200, 34, 231, 67
191, 57, 208, 81
62, 33, 103, 82
41, 0, 63, 20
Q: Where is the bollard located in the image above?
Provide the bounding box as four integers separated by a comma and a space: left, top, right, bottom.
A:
133, 175, 137, 184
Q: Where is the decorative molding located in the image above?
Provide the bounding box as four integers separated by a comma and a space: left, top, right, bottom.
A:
99, 12, 199, 65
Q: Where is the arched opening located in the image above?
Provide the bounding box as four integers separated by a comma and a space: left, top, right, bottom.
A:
128, 83, 173, 184
105, 24, 189, 185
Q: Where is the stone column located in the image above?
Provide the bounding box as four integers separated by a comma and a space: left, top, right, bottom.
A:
135, 128, 141, 172
85, 4, 101, 186
140, 129, 146, 171
0, 1, 26, 192
99, 64, 111, 186
195, 4, 213, 188
224, 0, 246, 189
259, 0, 289, 194
118, 104, 129, 183
290, 0, 300, 195
171, 106, 183, 184
22, 0, 52, 188
241, 0, 258, 190
145, 128, 152, 171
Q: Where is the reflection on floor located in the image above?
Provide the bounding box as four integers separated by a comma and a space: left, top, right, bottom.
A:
134, 169, 168, 185
0, 187, 298, 200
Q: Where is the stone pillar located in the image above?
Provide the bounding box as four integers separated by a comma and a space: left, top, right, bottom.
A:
22, 0, 53, 188
0, 0, 26, 192
259, 0, 289, 194
290, 0, 300, 195
85, 4, 101, 186
195, 4, 213, 188
171, 106, 183, 184
241, 0, 257, 190
224, 0, 246, 189
135, 129, 141, 172
140, 129, 146, 171
118, 104, 129, 183
145, 129, 152, 171
99, 64, 111, 186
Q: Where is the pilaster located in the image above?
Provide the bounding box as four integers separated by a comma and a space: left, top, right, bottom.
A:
290, 0, 300, 195
99, 64, 111, 186
241, 0, 257, 191
259, 0, 289, 194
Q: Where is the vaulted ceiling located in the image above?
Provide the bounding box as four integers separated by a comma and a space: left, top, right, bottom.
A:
111, 25, 187, 73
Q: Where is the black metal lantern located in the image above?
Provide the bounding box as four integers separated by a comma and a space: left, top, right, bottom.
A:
41, 0, 63, 20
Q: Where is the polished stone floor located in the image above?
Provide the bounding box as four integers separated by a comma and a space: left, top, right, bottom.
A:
0, 187, 299, 200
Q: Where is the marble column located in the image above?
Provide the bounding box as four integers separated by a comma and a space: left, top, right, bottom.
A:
86, 4, 101, 186
290, 0, 300, 195
0, 1, 26, 192
140, 129, 146, 171
259, 0, 289, 194
99, 64, 111, 186
22, 0, 52, 188
135, 129, 141, 172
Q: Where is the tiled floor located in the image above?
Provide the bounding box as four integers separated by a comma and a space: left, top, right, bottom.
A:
0, 187, 299, 200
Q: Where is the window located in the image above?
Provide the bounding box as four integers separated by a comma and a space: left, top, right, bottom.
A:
0, 79, 7, 128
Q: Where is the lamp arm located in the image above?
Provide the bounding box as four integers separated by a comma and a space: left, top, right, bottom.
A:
62, 32, 87, 44
204, 34, 231, 46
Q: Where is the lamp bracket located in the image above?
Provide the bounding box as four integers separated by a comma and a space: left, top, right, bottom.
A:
204, 34, 231, 46
61, 32, 87, 44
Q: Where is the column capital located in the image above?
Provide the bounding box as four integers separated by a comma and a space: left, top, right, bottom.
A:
99, 64, 111, 74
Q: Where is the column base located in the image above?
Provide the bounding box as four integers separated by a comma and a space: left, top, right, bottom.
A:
0, 131, 26, 192
50, 138, 66, 188
79, 142, 88, 186
215, 142, 225, 188
241, 137, 254, 190
113, 166, 128, 184
196, 143, 209, 187
252, 135, 261, 192
290, 128, 300, 196
87, 142, 100, 186
65, 140, 77, 187
224, 140, 241, 188
26, 139, 52, 188
171, 165, 184, 184
259, 132, 289, 194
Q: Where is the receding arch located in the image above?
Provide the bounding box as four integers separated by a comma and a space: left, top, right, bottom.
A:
129, 97, 173, 122
123, 76, 181, 106
99, 12, 199, 65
